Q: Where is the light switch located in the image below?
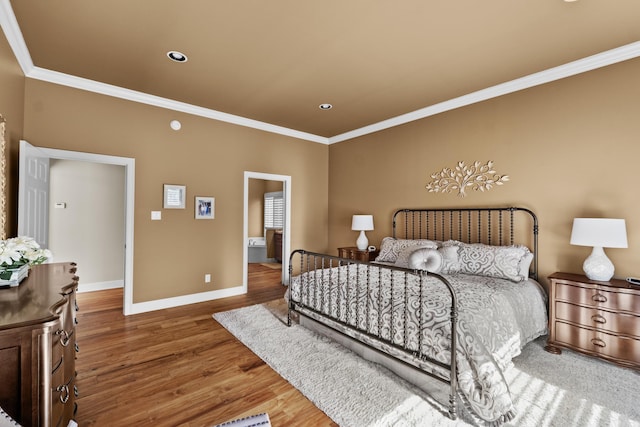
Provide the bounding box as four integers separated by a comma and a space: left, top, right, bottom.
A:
54, 202, 67, 209
151, 211, 162, 220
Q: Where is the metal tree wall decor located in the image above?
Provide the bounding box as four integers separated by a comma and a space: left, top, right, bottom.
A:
426, 160, 509, 197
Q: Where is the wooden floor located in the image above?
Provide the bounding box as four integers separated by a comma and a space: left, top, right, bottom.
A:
75, 263, 337, 426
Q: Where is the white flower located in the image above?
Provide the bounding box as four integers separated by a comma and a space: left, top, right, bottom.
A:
0, 236, 51, 268
0, 242, 24, 266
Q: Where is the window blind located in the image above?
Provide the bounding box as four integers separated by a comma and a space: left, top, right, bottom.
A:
264, 191, 284, 229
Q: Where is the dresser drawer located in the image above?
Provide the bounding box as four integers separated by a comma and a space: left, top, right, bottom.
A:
555, 301, 640, 338
555, 283, 640, 312
555, 321, 640, 366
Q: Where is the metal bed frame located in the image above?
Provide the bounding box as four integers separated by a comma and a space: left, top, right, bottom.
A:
287, 207, 539, 421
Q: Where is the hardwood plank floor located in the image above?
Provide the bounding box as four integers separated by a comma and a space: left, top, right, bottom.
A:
75, 264, 337, 426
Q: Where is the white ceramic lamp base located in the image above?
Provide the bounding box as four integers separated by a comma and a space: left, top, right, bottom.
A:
583, 246, 615, 281
356, 230, 369, 251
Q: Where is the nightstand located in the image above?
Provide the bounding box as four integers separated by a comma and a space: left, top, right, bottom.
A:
338, 246, 379, 262
545, 272, 640, 370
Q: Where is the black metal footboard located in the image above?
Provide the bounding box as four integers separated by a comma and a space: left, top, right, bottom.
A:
287, 250, 459, 420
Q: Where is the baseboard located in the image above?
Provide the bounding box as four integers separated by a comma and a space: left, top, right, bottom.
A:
128, 285, 246, 315
77, 280, 124, 293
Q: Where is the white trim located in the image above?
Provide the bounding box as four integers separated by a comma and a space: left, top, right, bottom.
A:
0, 0, 34, 74
128, 286, 246, 315
2, 0, 640, 145
244, 172, 291, 288
328, 41, 640, 144
77, 280, 123, 293
21, 144, 137, 316
27, 67, 329, 145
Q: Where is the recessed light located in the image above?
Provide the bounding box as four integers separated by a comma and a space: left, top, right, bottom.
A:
319, 103, 333, 110
170, 120, 182, 131
167, 51, 188, 62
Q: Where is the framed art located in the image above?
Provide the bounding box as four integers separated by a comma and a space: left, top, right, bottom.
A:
195, 196, 214, 219
163, 184, 186, 209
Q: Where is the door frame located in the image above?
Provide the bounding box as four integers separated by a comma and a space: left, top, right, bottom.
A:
243, 171, 291, 288
19, 143, 136, 315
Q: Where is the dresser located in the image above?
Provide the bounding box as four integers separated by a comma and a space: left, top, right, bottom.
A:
0, 262, 79, 426
338, 247, 379, 262
545, 272, 640, 369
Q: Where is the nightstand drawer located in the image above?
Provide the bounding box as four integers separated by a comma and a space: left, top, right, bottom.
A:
555, 322, 640, 366
338, 247, 379, 262
555, 282, 639, 312
555, 301, 640, 337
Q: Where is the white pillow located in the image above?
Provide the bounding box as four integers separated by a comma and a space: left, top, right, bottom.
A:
519, 252, 534, 280
375, 237, 438, 263
408, 248, 443, 273
394, 244, 438, 268
438, 245, 461, 274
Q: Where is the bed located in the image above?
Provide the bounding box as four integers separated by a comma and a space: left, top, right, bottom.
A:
286, 207, 548, 425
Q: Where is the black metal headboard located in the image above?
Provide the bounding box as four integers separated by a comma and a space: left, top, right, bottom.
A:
392, 207, 539, 280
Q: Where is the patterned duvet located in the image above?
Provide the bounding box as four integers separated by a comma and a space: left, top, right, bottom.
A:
289, 264, 548, 425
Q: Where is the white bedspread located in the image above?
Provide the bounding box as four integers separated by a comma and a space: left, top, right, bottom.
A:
289, 264, 548, 424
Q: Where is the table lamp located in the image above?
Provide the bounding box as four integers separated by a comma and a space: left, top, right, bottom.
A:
570, 218, 627, 281
352, 215, 374, 250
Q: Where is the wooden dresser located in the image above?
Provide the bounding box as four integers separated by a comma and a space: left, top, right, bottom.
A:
0, 262, 79, 426
338, 246, 379, 262
545, 272, 639, 369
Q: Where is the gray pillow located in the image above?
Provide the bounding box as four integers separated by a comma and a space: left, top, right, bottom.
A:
375, 237, 438, 263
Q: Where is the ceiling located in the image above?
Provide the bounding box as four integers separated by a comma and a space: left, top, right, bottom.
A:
3, 1, 640, 143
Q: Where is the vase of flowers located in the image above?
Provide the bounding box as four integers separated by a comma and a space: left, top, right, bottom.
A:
0, 236, 52, 286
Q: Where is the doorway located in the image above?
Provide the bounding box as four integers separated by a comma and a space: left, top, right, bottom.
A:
243, 171, 291, 290
18, 141, 135, 315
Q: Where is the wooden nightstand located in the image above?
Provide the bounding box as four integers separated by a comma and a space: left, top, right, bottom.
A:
545, 272, 640, 370
338, 246, 379, 262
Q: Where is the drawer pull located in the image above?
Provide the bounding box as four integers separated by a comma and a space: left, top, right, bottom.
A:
74, 385, 79, 398
592, 293, 607, 303
591, 315, 606, 324
591, 338, 606, 348
75, 342, 80, 353
56, 329, 70, 347
57, 385, 70, 404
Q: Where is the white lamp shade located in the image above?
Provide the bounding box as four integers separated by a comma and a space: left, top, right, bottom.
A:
351, 215, 374, 231
570, 218, 628, 281
570, 218, 628, 248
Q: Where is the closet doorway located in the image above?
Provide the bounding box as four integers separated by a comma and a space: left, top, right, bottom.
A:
243, 172, 291, 290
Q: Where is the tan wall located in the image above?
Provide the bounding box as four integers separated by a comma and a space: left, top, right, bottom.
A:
248, 179, 266, 237
22, 79, 329, 303
248, 179, 284, 237
329, 57, 640, 287
0, 31, 25, 238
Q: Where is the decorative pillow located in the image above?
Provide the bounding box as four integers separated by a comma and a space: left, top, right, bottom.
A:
394, 244, 438, 268
438, 245, 461, 274
519, 252, 534, 280
445, 240, 532, 282
408, 248, 443, 273
375, 237, 438, 263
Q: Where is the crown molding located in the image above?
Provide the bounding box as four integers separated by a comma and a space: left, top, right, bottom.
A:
26, 67, 330, 144
2, 0, 639, 145
0, 0, 33, 73
328, 41, 640, 144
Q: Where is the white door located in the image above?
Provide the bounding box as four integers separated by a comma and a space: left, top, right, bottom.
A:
18, 140, 50, 248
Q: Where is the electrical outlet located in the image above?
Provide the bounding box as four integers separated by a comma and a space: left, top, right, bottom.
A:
205, 274, 211, 283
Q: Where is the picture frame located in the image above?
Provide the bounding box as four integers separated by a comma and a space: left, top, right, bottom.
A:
195, 196, 215, 219
163, 184, 186, 209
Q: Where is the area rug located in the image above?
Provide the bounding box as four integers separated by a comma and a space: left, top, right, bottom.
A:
213, 301, 640, 427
